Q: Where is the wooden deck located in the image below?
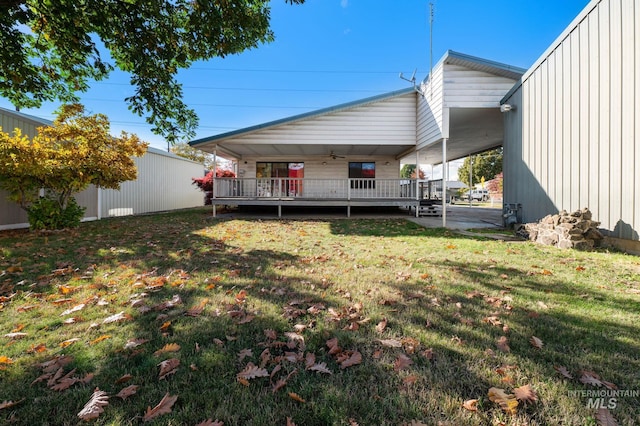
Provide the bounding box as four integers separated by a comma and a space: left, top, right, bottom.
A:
211, 178, 421, 217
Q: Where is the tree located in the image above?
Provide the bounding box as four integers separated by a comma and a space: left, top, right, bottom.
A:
400, 164, 425, 179
0, 103, 148, 229
0, 0, 304, 143
458, 148, 503, 187
171, 143, 215, 170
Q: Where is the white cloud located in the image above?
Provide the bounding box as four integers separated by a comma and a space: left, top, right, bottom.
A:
340, 0, 348, 8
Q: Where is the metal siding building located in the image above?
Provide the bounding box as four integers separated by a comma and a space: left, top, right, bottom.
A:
0, 108, 204, 230
503, 0, 639, 244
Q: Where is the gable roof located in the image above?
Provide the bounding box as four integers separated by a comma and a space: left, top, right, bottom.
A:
425, 50, 527, 83
190, 87, 416, 147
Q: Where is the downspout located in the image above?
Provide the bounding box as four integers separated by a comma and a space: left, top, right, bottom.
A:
415, 150, 420, 217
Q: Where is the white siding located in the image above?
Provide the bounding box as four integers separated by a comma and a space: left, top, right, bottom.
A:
503, 0, 639, 241
442, 65, 521, 108
224, 94, 417, 147
417, 64, 445, 148
100, 149, 204, 217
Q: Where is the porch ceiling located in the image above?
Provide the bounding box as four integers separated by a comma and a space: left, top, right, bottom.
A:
205, 142, 415, 160
409, 107, 504, 165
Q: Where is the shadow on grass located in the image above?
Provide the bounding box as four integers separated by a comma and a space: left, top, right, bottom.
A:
1, 210, 638, 424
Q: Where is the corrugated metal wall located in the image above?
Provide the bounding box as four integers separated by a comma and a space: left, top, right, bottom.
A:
100, 148, 204, 217
2, 106, 205, 228
503, 0, 639, 240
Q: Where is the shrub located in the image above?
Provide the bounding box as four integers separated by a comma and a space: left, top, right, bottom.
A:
192, 169, 235, 205
27, 196, 86, 230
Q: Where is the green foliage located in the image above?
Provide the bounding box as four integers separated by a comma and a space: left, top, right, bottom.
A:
458, 148, 503, 187
26, 196, 86, 230
0, 0, 304, 143
400, 164, 425, 179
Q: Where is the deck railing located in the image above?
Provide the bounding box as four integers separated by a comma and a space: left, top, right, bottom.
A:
213, 178, 418, 200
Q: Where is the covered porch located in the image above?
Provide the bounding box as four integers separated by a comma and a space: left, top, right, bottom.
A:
210, 177, 420, 217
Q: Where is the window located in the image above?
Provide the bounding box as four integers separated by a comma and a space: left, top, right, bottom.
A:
349, 162, 375, 189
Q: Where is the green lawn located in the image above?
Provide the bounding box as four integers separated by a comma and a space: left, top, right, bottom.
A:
0, 207, 638, 425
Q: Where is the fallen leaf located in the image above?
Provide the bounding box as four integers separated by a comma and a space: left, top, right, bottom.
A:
185, 298, 209, 317
308, 362, 332, 374
529, 336, 543, 349
143, 393, 177, 422
238, 348, 253, 362
237, 363, 268, 381
0, 356, 13, 364
195, 419, 224, 426
115, 384, 139, 400
124, 338, 149, 350
339, 351, 362, 369
554, 365, 573, 379
595, 407, 618, 426
102, 311, 131, 324
60, 338, 80, 348
462, 399, 478, 411
288, 392, 305, 403
115, 374, 133, 384
89, 335, 111, 345
394, 354, 413, 371
0, 399, 24, 410
513, 384, 538, 403
153, 343, 181, 356
496, 336, 510, 353
375, 318, 388, 333
326, 338, 341, 355
377, 338, 402, 348
60, 303, 85, 316
488, 387, 518, 415
77, 388, 109, 421
158, 358, 180, 380
3, 332, 27, 339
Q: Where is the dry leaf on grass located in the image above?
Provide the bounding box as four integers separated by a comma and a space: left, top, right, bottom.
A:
339, 351, 362, 369
308, 362, 332, 374
288, 392, 305, 403
0, 399, 24, 410
102, 311, 131, 324
462, 399, 478, 411
513, 384, 538, 403
394, 354, 413, 371
237, 363, 269, 381
77, 388, 109, 421
488, 387, 518, 415
529, 336, 544, 349
595, 407, 618, 426
377, 338, 402, 348
554, 365, 573, 379
115, 385, 139, 400
158, 358, 180, 380
0, 356, 13, 364
496, 336, 510, 353
195, 419, 224, 426
143, 393, 177, 422
153, 343, 181, 356
375, 318, 387, 333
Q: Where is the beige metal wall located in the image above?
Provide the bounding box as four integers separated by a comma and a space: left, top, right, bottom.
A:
503, 0, 639, 240
100, 148, 204, 217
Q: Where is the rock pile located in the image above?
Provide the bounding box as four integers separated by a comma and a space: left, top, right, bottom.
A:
517, 208, 604, 250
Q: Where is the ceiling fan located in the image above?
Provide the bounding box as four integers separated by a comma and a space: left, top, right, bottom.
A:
329, 151, 346, 159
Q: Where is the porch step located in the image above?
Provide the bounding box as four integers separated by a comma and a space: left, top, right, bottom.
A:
417, 199, 442, 217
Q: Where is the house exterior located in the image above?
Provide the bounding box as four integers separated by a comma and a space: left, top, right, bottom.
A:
0, 107, 204, 230
190, 51, 525, 217
502, 0, 640, 252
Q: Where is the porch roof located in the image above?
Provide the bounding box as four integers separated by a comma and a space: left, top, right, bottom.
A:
190, 88, 416, 160
190, 51, 526, 165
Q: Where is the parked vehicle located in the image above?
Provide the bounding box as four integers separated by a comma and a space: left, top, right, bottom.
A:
462, 189, 489, 201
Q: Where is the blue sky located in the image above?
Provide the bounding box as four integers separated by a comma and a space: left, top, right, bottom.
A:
1, 0, 590, 154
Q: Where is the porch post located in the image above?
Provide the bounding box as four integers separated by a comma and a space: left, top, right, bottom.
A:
212, 145, 217, 218
442, 138, 448, 227
415, 150, 420, 217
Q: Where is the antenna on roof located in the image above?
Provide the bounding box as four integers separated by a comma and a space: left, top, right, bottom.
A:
428, 1, 434, 98
399, 69, 417, 90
